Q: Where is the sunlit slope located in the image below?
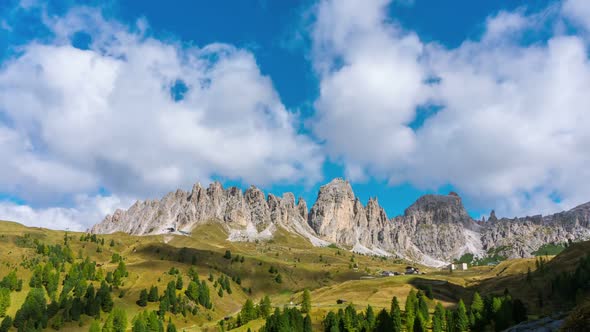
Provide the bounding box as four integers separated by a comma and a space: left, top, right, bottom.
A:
1, 219, 587, 331
0, 220, 417, 330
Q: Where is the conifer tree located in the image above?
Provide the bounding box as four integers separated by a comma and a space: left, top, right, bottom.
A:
454, 299, 469, 332
259, 296, 272, 318
432, 302, 445, 332
470, 291, 484, 328
146, 311, 162, 331
148, 286, 158, 302
0, 316, 12, 332
137, 289, 148, 307
445, 309, 454, 332
405, 289, 417, 331
301, 289, 312, 314
0, 288, 10, 317
390, 296, 402, 332
159, 296, 169, 317
98, 281, 114, 312
170, 274, 181, 289
85, 284, 100, 317
132, 316, 147, 332
240, 299, 257, 324
13, 288, 47, 330
418, 294, 429, 322
166, 322, 177, 332
375, 309, 393, 332
303, 315, 312, 332
413, 314, 426, 332
198, 281, 212, 309
365, 304, 376, 330
185, 281, 199, 302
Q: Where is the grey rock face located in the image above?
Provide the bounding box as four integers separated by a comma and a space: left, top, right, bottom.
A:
481, 202, 590, 258
91, 178, 590, 266
90, 182, 322, 244
308, 178, 358, 245
306, 180, 484, 265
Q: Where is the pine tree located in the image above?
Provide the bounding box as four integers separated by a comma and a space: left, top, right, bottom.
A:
0, 288, 10, 317
0, 271, 19, 291
159, 296, 169, 317
175, 275, 183, 290
390, 296, 402, 332
112, 308, 128, 332
71, 297, 83, 321
148, 286, 158, 302
185, 281, 198, 302
259, 296, 272, 318
303, 315, 312, 332
241, 299, 256, 324
454, 299, 469, 332
137, 289, 148, 307
132, 316, 147, 332
471, 292, 483, 313
405, 289, 417, 332
470, 291, 484, 329
146, 311, 162, 331
366, 305, 376, 330
301, 289, 312, 314
109, 240, 115, 247
98, 282, 114, 312
413, 314, 426, 332
0, 316, 12, 332
166, 322, 177, 332
198, 281, 212, 309
445, 309, 454, 332
85, 285, 100, 317
432, 302, 445, 332
418, 294, 429, 322
375, 309, 393, 332
13, 288, 47, 330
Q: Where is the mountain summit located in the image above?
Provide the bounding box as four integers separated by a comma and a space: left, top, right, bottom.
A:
91, 178, 590, 266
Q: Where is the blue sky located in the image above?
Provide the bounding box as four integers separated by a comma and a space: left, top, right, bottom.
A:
0, 0, 589, 230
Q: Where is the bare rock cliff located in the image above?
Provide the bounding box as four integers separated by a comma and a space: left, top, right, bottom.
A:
91, 178, 590, 266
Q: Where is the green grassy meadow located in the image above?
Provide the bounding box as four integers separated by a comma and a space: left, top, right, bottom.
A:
0, 219, 587, 331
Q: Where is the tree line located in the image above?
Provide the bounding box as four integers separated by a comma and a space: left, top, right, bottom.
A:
321, 288, 526, 332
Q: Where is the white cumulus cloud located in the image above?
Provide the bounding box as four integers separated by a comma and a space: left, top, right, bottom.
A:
310, 0, 590, 217
0, 194, 133, 231
0, 6, 323, 229
0, 7, 323, 204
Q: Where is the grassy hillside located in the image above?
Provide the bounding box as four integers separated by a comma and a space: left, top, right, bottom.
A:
0, 220, 587, 331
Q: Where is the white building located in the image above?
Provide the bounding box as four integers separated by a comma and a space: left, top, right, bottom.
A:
448, 263, 468, 271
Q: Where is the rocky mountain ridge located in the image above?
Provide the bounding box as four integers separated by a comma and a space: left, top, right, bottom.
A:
91, 178, 590, 267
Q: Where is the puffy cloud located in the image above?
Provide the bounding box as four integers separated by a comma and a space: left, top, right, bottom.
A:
563, 0, 590, 31
311, 0, 426, 181
310, 0, 590, 216
0, 194, 133, 231
0, 7, 323, 208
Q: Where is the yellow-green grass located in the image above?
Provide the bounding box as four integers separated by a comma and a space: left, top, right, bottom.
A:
1, 219, 586, 331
